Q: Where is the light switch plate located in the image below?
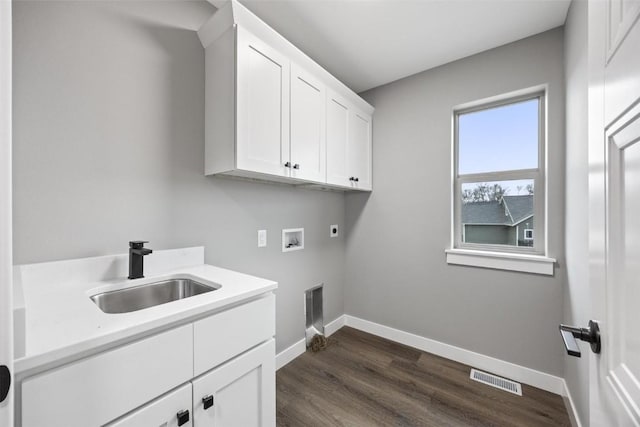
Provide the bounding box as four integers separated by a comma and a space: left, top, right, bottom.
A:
258, 230, 267, 247
330, 225, 339, 237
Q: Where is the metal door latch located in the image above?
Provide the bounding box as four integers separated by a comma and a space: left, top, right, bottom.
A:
0, 365, 10, 403
559, 320, 601, 357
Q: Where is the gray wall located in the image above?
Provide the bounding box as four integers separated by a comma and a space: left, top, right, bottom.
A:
347, 28, 566, 375
12, 1, 345, 354
563, 1, 590, 424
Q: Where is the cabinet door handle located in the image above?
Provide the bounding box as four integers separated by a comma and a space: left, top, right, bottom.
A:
354, 177, 359, 182
284, 162, 291, 168
349, 177, 355, 181
177, 409, 190, 426
202, 395, 214, 410
293, 163, 300, 169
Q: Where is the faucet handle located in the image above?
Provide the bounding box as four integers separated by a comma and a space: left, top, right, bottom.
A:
129, 240, 149, 249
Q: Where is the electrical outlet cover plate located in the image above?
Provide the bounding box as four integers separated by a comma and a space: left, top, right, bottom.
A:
330, 225, 339, 237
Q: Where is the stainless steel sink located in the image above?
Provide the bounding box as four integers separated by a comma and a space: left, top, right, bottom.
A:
90, 278, 218, 314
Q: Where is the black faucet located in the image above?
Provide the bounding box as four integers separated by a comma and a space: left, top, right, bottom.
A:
128, 241, 153, 279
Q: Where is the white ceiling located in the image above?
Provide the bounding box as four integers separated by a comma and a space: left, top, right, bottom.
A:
229, 0, 571, 93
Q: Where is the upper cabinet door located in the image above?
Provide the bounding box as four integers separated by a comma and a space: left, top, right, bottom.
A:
236, 27, 290, 177
290, 64, 326, 183
326, 91, 351, 187
348, 109, 372, 190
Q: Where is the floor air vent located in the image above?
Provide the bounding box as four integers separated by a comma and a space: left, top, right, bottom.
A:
470, 369, 522, 396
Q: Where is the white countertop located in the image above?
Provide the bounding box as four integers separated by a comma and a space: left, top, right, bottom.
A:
13, 247, 277, 375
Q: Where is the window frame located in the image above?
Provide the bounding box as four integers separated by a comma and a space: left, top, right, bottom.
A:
452, 90, 546, 256
523, 229, 534, 241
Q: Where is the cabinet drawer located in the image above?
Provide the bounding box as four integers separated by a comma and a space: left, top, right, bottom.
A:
193, 294, 275, 376
106, 383, 192, 427
22, 324, 193, 427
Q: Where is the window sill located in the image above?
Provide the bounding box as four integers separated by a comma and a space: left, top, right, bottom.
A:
445, 248, 556, 275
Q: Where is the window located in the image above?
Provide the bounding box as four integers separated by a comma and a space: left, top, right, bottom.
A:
453, 91, 545, 255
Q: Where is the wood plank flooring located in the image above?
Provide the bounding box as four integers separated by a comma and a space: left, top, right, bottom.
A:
276, 327, 571, 427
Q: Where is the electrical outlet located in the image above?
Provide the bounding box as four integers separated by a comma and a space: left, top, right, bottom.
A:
330, 224, 339, 237
258, 230, 267, 247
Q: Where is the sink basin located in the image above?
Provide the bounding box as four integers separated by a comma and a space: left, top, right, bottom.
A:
90, 278, 218, 314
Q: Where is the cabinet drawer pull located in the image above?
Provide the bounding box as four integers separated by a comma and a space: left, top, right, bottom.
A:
177, 409, 190, 426
202, 395, 214, 410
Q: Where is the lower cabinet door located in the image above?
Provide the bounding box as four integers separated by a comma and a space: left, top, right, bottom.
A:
193, 339, 275, 427
106, 383, 192, 427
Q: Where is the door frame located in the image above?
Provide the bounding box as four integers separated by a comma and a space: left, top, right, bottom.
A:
0, 0, 14, 424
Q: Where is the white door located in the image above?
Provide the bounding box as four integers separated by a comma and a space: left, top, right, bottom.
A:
236, 27, 290, 177
348, 109, 373, 190
326, 91, 351, 187
192, 340, 275, 427
290, 63, 326, 183
589, 0, 640, 425
0, 1, 13, 425
106, 384, 192, 427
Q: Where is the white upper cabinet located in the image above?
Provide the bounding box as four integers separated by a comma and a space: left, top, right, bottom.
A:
290, 64, 326, 183
326, 91, 351, 187
198, 0, 374, 191
236, 27, 290, 177
326, 92, 373, 190
348, 109, 373, 190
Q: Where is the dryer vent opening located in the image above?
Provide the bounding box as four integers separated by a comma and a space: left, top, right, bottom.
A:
305, 284, 324, 349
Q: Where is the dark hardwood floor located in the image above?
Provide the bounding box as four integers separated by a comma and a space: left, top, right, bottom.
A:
276, 327, 571, 427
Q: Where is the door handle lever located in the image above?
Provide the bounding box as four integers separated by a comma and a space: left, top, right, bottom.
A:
559, 320, 601, 357
0, 365, 10, 403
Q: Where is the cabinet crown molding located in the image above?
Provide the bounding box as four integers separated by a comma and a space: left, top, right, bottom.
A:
198, 0, 374, 116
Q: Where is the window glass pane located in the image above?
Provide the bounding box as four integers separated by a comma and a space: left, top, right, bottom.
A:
458, 99, 539, 175
461, 179, 534, 247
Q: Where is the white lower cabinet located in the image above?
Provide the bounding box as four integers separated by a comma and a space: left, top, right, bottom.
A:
21, 324, 194, 427
20, 294, 276, 427
193, 340, 276, 427
108, 339, 275, 427
107, 384, 193, 427
193, 294, 275, 376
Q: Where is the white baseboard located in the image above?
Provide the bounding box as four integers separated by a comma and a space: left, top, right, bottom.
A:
276, 315, 346, 371
275, 338, 305, 371
562, 379, 583, 427
344, 315, 565, 396
325, 315, 346, 336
